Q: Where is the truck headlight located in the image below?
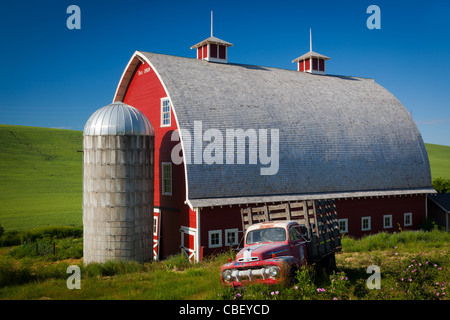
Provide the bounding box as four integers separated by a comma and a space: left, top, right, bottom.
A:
267, 266, 280, 279
222, 269, 232, 282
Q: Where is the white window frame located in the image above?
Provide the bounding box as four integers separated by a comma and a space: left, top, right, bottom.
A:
383, 214, 393, 229
404, 212, 413, 226
225, 228, 239, 246
153, 215, 159, 236
160, 97, 171, 127
361, 216, 371, 231
208, 230, 222, 248
161, 162, 172, 196
338, 219, 348, 233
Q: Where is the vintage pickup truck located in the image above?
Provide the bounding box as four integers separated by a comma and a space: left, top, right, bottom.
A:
220, 200, 341, 287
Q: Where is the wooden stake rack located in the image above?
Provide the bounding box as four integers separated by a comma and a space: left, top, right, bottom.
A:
240, 199, 342, 261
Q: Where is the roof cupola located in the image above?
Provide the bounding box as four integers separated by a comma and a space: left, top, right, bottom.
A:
191, 11, 233, 63
292, 29, 330, 75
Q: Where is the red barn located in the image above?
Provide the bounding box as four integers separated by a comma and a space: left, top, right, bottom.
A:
110, 33, 434, 262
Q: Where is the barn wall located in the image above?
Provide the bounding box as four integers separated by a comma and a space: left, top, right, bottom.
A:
122, 61, 193, 259
199, 205, 243, 258
196, 194, 427, 258
335, 194, 427, 238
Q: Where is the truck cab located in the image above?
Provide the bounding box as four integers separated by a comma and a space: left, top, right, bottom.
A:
221, 221, 310, 287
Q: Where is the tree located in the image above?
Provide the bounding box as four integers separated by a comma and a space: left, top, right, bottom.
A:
432, 177, 450, 193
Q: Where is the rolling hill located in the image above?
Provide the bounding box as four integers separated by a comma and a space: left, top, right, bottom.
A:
425, 143, 450, 180
0, 124, 449, 231
0, 124, 83, 230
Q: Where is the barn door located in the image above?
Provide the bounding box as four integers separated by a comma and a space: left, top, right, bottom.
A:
153, 209, 161, 261
180, 226, 196, 262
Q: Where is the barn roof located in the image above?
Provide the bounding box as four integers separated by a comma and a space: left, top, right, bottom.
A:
428, 193, 450, 212
114, 51, 434, 208
292, 51, 331, 62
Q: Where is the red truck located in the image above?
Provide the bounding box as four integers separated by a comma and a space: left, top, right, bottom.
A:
220, 200, 341, 287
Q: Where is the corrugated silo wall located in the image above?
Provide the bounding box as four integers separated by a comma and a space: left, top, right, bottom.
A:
83, 135, 154, 264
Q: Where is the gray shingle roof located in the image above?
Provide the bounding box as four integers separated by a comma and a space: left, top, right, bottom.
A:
428, 193, 450, 212
115, 51, 434, 208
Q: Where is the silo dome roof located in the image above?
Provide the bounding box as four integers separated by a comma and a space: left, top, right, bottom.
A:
83, 102, 154, 136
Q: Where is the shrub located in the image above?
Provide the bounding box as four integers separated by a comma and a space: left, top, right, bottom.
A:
432, 177, 450, 193
0, 257, 32, 287
163, 254, 192, 271
0, 226, 82, 247
8, 236, 83, 261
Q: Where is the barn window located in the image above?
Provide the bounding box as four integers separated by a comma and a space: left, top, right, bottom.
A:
338, 219, 348, 233
225, 229, 238, 246
161, 98, 171, 127
404, 212, 412, 226
361, 216, 371, 231
312, 58, 318, 70
161, 162, 172, 195
153, 216, 158, 236
219, 45, 226, 59
319, 59, 325, 71
383, 215, 392, 229
210, 44, 218, 58
208, 230, 222, 248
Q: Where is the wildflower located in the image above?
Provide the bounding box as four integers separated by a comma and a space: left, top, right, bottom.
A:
294, 286, 298, 290
333, 297, 338, 300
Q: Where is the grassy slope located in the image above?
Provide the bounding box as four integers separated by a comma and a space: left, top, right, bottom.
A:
0, 125, 83, 230
425, 143, 450, 180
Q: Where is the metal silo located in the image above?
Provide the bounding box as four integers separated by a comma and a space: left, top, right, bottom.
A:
83, 102, 154, 264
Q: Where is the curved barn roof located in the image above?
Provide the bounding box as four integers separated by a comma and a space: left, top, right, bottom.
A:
114, 51, 433, 208
84, 101, 154, 136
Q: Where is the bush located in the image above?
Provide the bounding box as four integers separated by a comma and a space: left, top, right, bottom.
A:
163, 254, 192, 271
8, 236, 83, 261
83, 260, 147, 278
0, 226, 82, 247
432, 177, 450, 193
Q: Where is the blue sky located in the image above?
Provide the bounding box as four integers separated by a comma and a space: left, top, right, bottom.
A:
1, 0, 449, 146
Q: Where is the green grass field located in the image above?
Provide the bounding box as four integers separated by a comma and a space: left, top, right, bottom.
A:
0, 124, 449, 231
425, 143, 450, 179
0, 125, 83, 230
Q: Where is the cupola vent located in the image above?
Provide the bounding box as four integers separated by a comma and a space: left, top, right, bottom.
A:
292, 29, 330, 75
191, 11, 233, 63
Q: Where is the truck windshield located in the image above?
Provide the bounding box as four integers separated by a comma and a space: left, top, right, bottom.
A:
246, 227, 287, 244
